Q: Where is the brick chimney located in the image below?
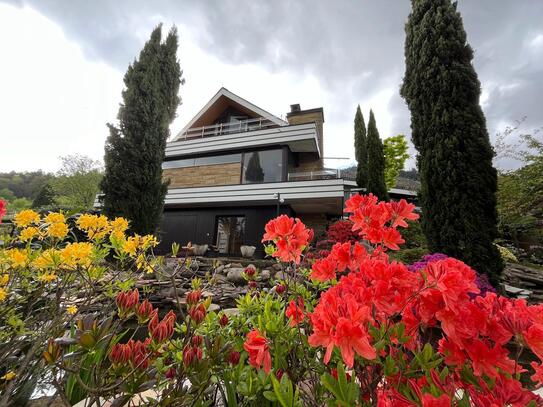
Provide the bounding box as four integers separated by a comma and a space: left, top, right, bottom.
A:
286, 104, 325, 158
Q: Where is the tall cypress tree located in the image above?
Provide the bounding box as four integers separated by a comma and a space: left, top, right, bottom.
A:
245, 152, 264, 183
366, 110, 389, 201
401, 0, 503, 283
354, 105, 368, 188
101, 25, 182, 234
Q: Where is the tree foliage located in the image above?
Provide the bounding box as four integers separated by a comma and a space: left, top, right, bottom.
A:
365, 110, 389, 200
100, 25, 182, 234
245, 152, 264, 183
401, 0, 503, 283
353, 105, 367, 188
52, 154, 102, 211
383, 134, 409, 188
31, 183, 56, 209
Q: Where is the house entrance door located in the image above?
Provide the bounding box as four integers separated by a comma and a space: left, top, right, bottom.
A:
215, 216, 245, 256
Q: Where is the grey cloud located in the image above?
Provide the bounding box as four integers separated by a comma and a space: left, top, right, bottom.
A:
3, 0, 542, 169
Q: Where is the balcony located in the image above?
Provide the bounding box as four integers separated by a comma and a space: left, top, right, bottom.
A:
287, 169, 341, 181
176, 117, 278, 141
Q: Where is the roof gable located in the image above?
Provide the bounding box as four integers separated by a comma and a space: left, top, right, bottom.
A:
173, 87, 287, 141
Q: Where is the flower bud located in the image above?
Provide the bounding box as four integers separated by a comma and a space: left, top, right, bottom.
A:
189, 303, 206, 325
183, 345, 196, 366
219, 313, 229, 327
276, 284, 286, 295
191, 335, 203, 347
186, 289, 202, 306
136, 299, 155, 324
165, 367, 176, 380
109, 343, 131, 366
43, 338, 62, 365
245, 266, 256, 278
275, 369, 284, 380
116, 289, 139, 318
148, 310, 176, 343
228, 350, 241, 365
248, 280, 258, 289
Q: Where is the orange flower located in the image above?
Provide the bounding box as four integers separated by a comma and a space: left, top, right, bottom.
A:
243, 329, 272, 373
262, 215, 311, 264
285, 298, 305, 327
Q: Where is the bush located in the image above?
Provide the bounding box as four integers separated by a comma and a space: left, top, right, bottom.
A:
1, 196, 543, 405
389, 247, 429, 264
326, 219, 359, 243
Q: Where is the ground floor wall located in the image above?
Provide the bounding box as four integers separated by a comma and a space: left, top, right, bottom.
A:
158, 205, 294, 257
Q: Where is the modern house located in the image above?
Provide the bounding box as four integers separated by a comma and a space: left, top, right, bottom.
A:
158, 88, 416, 257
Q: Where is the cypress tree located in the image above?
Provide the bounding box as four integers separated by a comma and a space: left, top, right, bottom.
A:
366, 110, 389, 201
100, 25, 182, 234
354, 105, 367, 188
245, 152, 265, 183
400, 0, 503, 283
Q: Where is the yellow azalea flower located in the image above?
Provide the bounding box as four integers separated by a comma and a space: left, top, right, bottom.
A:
8, 249, 27, 268
20, 226, 40, 242
76, 214, 110, 240
67, 305, 78, 315
33, 249, 60, 269
122, 237, 138, 256
13, 209, 40, 228
0, 274, 8, 286
142, 234, 158, 249
111, 217, 129, 233
1, 371, 15, 381
47, 222, 68, 239
0, 287, 7, 302
38, 273, 58, 283
44, 212, 65, 224
60, 242, 93, 268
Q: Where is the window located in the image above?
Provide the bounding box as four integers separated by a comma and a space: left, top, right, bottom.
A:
216, 216, 246, 256
242, 149, 283, 184
163, 153, 241, 170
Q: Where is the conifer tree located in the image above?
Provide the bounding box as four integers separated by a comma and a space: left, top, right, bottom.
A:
366, 110, 389, 201
354, 105, 367, 188
100, 25, 182, 234
245, 152, 265, 183
401, 0, 503, 283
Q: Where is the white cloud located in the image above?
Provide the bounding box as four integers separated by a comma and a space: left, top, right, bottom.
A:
0, 3, 123, 173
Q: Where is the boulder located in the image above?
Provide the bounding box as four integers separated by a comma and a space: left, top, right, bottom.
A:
227, 268, 247, 285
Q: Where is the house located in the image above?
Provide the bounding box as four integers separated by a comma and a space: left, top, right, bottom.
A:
158, 88, 417, 257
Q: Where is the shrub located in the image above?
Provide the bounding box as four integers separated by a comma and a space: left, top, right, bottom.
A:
1, 196, 543, 406
326, 219, 359, 243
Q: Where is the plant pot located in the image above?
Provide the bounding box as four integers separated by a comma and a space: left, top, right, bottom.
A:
192, 244, 208, 256
240, 245, 256, 258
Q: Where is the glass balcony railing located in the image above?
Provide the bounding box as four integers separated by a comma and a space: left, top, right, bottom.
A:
176, 117, 278, 141
287, 169, 341, 181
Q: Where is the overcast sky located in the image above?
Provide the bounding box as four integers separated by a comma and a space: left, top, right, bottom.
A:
1, 0, 542, 173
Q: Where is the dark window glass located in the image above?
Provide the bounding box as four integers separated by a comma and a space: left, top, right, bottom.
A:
162, 153, 241, 169
195, 153, 241, 166
216, 216, 245, 255
162, 158, 195, 169
242, 149, 283, 183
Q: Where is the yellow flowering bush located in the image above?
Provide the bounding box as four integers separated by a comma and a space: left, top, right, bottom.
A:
0, 208, 160, 402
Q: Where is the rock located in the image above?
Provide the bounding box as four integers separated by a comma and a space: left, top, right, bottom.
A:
222, 308, 240, 317
260, 269, 271, 281
227, 268, 247, 285
208, 303, 220, 312
272, 263, 283, 271
230, 262, 243, 268
215, 265, 225, 274
274, 270, 288, 281
158, 287, 186, 298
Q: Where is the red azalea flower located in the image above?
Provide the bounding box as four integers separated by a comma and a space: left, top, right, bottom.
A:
387, 199, 419, 228
189, 303, 207, 324
465, 339, 515, 378
524, 323, 543, 360
531, 362, 543, 386
186, 289, 202, 306
285, 298, 305, 327
420, 393, 451, 407
109, 343, 131, 365
116, 289, 139, 318
310, 257, 337, 282
0, 200, 6, 223
262, 215, 311, 264
243, 329, 272, 373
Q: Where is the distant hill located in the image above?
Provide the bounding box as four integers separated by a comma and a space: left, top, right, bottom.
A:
340, 165, 420, 192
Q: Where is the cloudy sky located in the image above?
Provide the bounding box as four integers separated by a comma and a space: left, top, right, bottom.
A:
1, 0, 542, 173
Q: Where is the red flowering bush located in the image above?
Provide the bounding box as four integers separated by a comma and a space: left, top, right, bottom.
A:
2, 195, 543, 405
326, 219, 360, 243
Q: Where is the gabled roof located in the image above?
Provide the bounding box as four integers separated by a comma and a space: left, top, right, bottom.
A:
173, 87, 288, 141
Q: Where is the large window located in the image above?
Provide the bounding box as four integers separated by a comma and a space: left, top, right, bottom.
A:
163, 153, 241, 169
242, 149, 283, 184
216, 216, 245, 255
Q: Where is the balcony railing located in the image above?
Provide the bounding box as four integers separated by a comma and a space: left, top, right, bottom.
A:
177, 117, 278, 141
287, 169, 341, 181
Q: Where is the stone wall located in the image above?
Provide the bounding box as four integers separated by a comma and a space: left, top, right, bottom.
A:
164, 162, 241, 188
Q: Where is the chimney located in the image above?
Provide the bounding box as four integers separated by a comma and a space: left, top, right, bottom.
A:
290, 103, 301, 113
286, 105, 325, 163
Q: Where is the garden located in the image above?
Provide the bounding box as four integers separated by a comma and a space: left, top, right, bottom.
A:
1, 195, 543, 406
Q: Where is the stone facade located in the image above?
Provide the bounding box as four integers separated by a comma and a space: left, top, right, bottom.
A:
164, 162, 241, 188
